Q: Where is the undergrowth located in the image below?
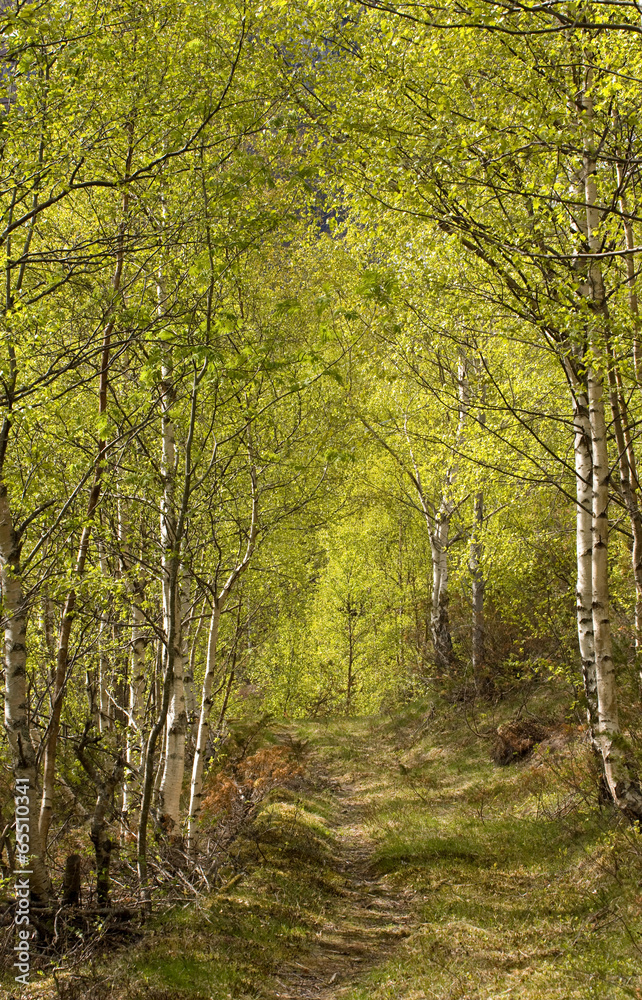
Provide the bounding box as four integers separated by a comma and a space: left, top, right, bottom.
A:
4, 679, 642, 1000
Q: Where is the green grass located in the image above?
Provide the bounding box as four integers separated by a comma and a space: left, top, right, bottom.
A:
115, 792, 344, 1000
14, 682, 642, 1000
321, 693, 642, 1000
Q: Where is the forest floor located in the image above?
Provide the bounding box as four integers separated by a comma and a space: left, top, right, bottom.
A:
11, 683, 642, 1000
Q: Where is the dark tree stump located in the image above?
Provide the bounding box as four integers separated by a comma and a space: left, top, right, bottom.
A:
491, 720, 548, 765
62, 854, 82, 906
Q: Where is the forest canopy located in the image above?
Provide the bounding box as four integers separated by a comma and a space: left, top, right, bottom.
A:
1, 0, 642, 991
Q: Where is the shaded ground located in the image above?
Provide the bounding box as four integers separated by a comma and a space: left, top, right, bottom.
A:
8, 686, 642, 1000
271, 774, 415, 1000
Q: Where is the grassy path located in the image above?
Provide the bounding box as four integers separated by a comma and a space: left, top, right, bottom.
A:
21, 692, 642, 1000
272, 772, 416, 999
281, 700, 642, 1000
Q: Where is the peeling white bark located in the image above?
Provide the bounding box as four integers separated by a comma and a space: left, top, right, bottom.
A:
581, 66, 642, 818
572, 386, 597, 733
120, 504, 147, 830
157, 349, 186, 835
0, 470, 52, 901
429, 515, 452, 670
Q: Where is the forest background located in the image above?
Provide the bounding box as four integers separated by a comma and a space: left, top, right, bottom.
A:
2, 0, 642, 990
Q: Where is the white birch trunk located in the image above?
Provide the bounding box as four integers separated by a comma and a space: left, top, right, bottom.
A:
187, 603, 221, 849
157, 351, 186, 835
97, 538, 111, 733
187, 476, 258, 850
430, 516, 452, 670
122, 515, 147, 829
0, 473, 52, 901
430, 357, 469, 669
582, 66, 642, 817
127, 604, 147, 762
469, 490, 486, 688
181, 576, 196, 727
572, 387, 598, 734
187, 597, 207, 739
405, 422, 454, 672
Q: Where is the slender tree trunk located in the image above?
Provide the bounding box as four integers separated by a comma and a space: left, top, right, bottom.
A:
602, 174, 642, 673
405, 424, 456, 672
566, 372, 599, 736
411, 356, 469, 671
615, 159, 641, 386
430, 517, 452, 670
217, 666, 236, 732
0, 455, 52, 901
470, 490, 486, 689
582, 66, 642, 818
39, 419, 109, 847
96, 538, 111, 733
187, 596, 207, 739
39, 487, 104, 847
77, 747, 124, 907
137, 359, 204, 895
38, 167, 131, 845
187, 603, 221, 850
182, 576, 196, 731
585, 361, 642, 811
124, 599, 146, 821
1, 155, 55, 899
397, 521, 405, 672
187, 480, 257, 849
606, 362, 642, 683
156, 351, 186, 836
137, 642, 175, 908
346, 603, 356, 712
153, 741, 166, 806
121, 514, 147, 831
158, 623, 185, 835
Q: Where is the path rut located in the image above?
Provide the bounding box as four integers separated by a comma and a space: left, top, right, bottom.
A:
272, 769, 416, 1000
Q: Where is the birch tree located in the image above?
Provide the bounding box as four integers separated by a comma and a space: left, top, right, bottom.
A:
187, 471, 258, 849
300, 1, 642, 815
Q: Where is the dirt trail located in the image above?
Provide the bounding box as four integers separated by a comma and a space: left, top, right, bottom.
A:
273, 766, 416, 1000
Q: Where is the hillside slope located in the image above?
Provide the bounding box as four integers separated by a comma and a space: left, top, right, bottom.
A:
15, 688, 642, 1000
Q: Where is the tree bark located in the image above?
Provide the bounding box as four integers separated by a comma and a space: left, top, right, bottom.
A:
0, 464, 52, 902
429, 516, 453, 670
38, 163, 131, 845
120, 508, 147, 831
187, 603, 221, 849
615, 158, 641, 386
605, 362, 642, 686
38, 385, 110, 848
187, 476, 257, 850
156, 349, 186, 836
181, 576, 196, 731
582, 65, 642, 818
96, 538, 112, 733
77, 746, 124, 907
571, 382, 598, 735
470, 490, 487, 690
